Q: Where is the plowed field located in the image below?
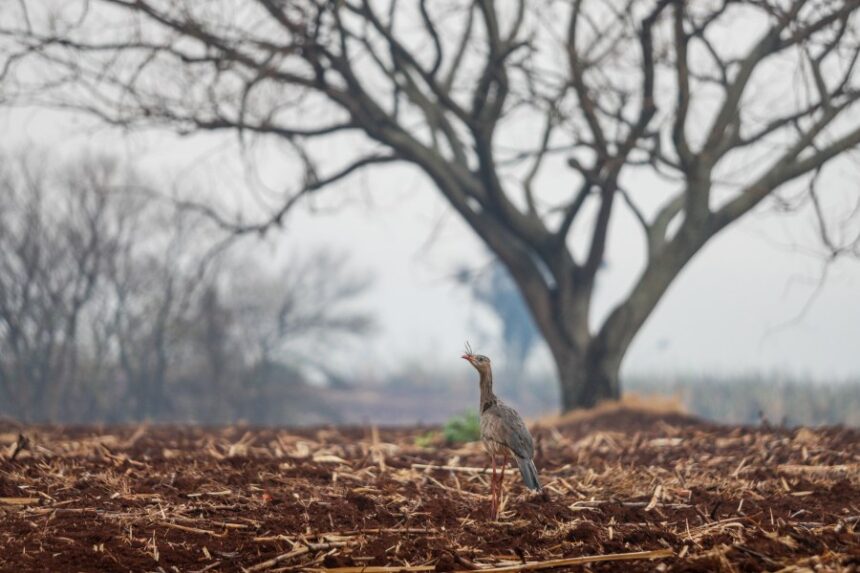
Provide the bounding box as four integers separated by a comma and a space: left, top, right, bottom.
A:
1, 408, 858, 572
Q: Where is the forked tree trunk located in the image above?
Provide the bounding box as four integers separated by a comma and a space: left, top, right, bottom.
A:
530, 225, 708, 411
552, 344, 623, 411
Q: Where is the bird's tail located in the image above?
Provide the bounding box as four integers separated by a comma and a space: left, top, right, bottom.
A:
515, 456, 542, 491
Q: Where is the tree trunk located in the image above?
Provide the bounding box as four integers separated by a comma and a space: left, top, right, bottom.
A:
555, 346, 622, 411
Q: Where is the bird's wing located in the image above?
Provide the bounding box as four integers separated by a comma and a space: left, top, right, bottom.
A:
485, 402, 534, 459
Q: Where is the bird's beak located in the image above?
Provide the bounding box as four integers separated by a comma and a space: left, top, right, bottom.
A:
461, 354, 473, 363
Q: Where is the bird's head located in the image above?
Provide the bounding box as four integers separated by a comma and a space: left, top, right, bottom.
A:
461, 342, 491, 374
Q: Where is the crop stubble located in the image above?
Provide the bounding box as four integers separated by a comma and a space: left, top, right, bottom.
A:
0, 409, 858, 572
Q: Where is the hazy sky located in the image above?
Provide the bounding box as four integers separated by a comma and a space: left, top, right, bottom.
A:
5, 93, 860, 384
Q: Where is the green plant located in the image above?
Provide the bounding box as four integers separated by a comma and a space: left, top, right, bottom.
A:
443, 411, 481, 445
413, 431, 439, 448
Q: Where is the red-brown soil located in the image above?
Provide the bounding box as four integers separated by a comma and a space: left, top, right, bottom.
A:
0, 408, 858, 572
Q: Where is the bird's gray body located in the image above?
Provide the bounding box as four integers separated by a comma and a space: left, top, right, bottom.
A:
480, 400, 542, 491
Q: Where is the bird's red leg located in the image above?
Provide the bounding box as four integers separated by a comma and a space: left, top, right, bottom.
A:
498, 450, 508, 513
490, 455, 498, 519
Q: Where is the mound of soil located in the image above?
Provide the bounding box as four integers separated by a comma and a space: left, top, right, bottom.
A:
0, 410, 858, 572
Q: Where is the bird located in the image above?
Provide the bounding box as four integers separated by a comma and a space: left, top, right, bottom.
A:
461, 343, 541, 519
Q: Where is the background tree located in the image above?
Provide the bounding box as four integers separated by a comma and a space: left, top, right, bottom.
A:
230, 250, 375, 374
0, 150, 374, 423
103, 203, 219, 421
3, 0, 860, 409
0, 154, 119, 420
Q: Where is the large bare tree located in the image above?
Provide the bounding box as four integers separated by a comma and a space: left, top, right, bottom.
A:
3, 0, 860, 409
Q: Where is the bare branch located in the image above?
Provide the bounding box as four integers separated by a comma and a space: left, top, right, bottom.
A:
174, 153, 398, 235
672, 0, 693, 168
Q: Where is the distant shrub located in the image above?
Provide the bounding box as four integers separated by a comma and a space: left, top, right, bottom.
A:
443, 411, 481, 444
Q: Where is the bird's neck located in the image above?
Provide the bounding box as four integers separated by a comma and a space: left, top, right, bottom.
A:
479, 368, 497, 413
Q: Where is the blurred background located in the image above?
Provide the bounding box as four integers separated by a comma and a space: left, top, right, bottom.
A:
1, 0, 859, 427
